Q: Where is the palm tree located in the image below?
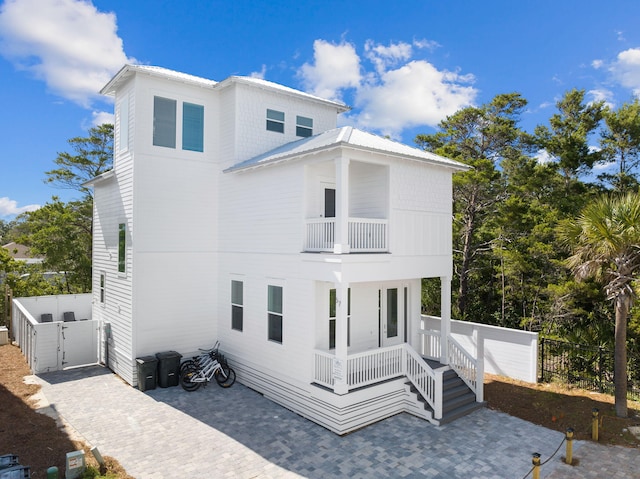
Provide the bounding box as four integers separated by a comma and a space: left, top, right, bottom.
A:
558, 193, 640, 417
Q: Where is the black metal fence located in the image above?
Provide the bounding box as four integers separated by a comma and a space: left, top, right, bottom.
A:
539, 338, 640, 401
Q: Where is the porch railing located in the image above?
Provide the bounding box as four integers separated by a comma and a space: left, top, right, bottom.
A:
447, 336, 482, 401
304, 217, 388, 252
313, 344, 442, 419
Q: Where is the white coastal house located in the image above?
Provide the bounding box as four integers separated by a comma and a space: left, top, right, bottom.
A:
85, 64, 482, 434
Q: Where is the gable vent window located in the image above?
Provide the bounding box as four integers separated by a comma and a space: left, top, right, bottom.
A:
266, 109, 285, 133
153, 96, 177, 148
296, 116, 313, 137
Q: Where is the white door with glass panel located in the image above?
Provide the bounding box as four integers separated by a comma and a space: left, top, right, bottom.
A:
380, 287, 404, 347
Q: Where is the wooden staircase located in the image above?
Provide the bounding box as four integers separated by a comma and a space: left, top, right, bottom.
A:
405, 360, 484, 425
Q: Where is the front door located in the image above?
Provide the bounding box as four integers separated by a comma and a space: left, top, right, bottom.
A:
380, 287, 404, 347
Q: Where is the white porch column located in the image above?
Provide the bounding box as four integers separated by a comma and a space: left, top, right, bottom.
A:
440, 276, 451, 365
334, 157, 350, 254
333, 281, 349, 394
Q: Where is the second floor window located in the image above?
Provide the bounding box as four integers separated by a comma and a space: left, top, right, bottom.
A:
182, 102, 204, 152
266, 109, 285, 133
118, 223, 126, 273
296, 116, 313, 137
153, 96, 176, 148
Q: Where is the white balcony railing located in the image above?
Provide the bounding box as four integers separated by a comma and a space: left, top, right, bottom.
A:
313, 344, 443, 419
304, 217, 388, 252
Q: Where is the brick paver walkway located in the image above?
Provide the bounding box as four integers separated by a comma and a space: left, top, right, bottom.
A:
36, 366, 639, 478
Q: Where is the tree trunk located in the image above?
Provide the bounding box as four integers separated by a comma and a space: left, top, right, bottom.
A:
614, 293, 629, 418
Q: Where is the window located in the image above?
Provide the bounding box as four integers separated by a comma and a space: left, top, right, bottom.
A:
182, 102, 204, 152
266, 109, 284, 133
267, 285, 283, 343
387, 288, 398, 338
99, 272, 106, 304
119, 96, 129, 152
153, 96, 176, 148
296, 116, 313, 137
118, 223, 126, 273
231, 280, 243, 331
329, 288, 350, 349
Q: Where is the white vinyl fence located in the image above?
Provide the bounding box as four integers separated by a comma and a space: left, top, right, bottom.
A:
421, 315, 538, 383
12, 294, 99, 374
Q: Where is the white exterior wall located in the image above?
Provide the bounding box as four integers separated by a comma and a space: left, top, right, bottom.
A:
422, 316, 539, 383
129, 75, 219, 362
229, 83, 339, 167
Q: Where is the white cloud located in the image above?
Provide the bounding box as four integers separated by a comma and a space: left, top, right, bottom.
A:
535, 149, 554, 165
587, 88, 615, 108
353, 60, 476, 138
592, 59, 604, 69
0, 0, 135, 107
298, 40, 361, 101
91, 110, 114, 127
609, 47, 640, 96
364, 40, 413, 75
298, 38, 477, 138
250, 64, 267, 79
0, 197, 40, 217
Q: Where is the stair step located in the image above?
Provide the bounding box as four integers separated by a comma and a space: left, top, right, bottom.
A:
443, 391, 476, 413
439, 400, 485, 425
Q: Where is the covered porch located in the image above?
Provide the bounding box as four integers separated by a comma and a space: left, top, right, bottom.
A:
311, 277, 483, 424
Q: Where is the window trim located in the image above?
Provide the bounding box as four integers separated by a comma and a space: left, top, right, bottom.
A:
99, 271, 106, 305
231, 280, 243, 332
266, 109, 285, 133
182, 102, 204, 152
296, 115, 313, 137
267, 284, 283, 343
153, 96, 177, 148
117, 223, 126, 274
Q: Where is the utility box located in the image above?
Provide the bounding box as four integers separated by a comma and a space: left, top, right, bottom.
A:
0, 327, 8, 346
156, 351, 182, 388
65, 450, 85, 479
136, 356, 158, 391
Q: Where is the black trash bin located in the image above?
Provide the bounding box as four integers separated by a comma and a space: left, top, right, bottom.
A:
156, 351, 182, 388
136, 356, 158, 391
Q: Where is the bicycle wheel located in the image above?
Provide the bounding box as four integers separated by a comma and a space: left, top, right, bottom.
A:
180, 364, 202, 391
214, 365, 236, 388
180, 359, 197, 375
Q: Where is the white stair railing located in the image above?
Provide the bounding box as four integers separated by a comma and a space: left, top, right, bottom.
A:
447, 335, 482, 401
404, 345, 443, 419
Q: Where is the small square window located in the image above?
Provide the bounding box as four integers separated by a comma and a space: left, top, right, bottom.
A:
266, 109, 285, 133
296, 116, 313, 137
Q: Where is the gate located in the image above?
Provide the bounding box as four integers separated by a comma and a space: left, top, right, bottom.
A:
12, 295, 99, 374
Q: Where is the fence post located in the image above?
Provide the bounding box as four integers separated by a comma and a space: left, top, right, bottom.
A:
539, 338, 545, 382
598, 347, 604, 393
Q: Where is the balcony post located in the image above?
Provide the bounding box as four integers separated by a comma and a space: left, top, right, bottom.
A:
334, 157, 350, 254
440, 275, 451, 365
333, 281, 350, 394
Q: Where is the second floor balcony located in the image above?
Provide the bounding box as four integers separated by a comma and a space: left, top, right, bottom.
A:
304, 217, 388, 253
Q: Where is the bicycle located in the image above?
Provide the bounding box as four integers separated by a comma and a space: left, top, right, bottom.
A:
179, 342, 236, 391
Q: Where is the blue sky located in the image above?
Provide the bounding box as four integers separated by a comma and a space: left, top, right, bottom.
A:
1, 0, 640, 219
